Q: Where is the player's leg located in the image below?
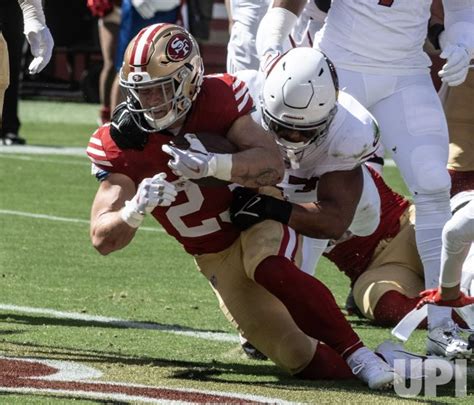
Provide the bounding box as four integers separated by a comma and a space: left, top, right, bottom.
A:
97, 6, 121, 124
194, 241, 353, 379
241, 220, 396, 388
370, 73, 452, 331
444, 70, 474, 195
0, 33, 9, 132
352, 206, 425, 325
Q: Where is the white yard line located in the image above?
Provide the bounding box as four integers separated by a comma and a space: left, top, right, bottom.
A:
0, 303, 239, 343
0, 209, 164, 233
0, 154, 89, 166
0, 144, 398, 167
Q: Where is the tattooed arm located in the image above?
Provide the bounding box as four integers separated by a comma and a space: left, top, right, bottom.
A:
226, 114, 285, 188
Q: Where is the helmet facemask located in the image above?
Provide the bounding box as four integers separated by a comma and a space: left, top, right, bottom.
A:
262, 100, 337, 169
121, 64, 195, 132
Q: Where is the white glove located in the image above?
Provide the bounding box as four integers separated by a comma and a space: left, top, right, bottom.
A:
25, 26, 54, 74
131, 0, 156, 19
162, 134, 233, 181
120, 173, 178, 228
162, 134, 217, 179
438, 44, 471, 87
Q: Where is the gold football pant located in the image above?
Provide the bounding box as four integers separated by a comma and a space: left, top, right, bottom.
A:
194, 220, 317, 375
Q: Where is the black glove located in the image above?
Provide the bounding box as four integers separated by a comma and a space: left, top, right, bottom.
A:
230, 187, 293, 231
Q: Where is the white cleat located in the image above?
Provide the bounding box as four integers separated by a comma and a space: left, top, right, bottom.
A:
346, 347, 399, 390
426, 320, 473, 360
376, 340, 454, 380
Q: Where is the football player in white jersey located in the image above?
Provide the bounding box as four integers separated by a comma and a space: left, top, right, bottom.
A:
256, 0, 474, 357
231, 47, 382, 279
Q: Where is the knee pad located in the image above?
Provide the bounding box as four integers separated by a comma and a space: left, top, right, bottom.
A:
410, 145, 451, 195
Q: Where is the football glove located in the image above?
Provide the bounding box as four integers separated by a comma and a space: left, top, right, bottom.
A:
230, 187, 292, 231
438, 44, 471, 87
416, 287, 474, 309
162, 133, 232, 181
121, 173, 177, 228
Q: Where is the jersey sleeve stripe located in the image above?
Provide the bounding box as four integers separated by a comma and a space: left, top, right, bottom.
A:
237, 91, 252, 112
89, 157, 113, 167
87, 146, 106, 157
88, 137, 102, 146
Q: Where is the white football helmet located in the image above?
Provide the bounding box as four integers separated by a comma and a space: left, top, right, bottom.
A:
261, 47, 339, 160
119, 24, 204, 132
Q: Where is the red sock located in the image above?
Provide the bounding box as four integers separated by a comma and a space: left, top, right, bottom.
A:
374, 290, 468, 329
296, 344, 356, 380
374, 290, 426, 327
255, 256, 363, 358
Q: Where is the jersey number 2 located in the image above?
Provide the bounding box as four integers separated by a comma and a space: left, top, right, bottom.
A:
378, 0, 394, 6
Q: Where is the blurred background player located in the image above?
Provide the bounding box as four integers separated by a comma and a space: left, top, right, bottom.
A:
0, 0, 54, 145
109, 0, 183, 111
256, 0, 474, 352
86, 0, 122, 125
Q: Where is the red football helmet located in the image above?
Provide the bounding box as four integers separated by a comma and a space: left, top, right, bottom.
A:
120, 24, 204, 132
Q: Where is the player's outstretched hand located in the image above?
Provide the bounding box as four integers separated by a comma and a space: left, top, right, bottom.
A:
417, 287, 474, 309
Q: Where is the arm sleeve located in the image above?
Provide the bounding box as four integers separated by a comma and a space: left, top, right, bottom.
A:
440, 200, 474, 287
255, 7, 298, 58
17, 0, 46, 33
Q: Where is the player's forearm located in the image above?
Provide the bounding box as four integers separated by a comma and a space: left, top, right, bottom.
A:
91, 211, 138, 255
289, 202, 352, 240
17, 0, 46, 32
230, 147, 284, 188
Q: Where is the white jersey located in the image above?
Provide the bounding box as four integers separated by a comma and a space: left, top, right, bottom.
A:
235, 69, 380, 204
313, 0, 432, 74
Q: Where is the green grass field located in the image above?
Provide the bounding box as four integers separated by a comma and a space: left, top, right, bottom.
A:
0, 101, 471, 403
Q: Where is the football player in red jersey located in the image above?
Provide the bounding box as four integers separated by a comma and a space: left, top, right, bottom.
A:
87, 24, 398, 389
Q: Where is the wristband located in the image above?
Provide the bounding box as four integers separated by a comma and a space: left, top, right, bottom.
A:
208, 153, 233, 181
120, 200, 145, 228
264, 196, 293, 225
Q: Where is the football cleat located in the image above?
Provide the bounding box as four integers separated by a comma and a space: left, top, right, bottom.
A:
239, 335, 267, 361
426, 319, 473, 359
376, 340, 454, 380
346, 347, 399, 390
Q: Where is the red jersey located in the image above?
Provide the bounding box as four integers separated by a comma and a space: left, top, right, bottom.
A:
323, 167, 410, 284
87, 74, 254, 255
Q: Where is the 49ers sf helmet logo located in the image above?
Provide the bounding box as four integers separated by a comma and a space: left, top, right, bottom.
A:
166, 34, 192, 61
